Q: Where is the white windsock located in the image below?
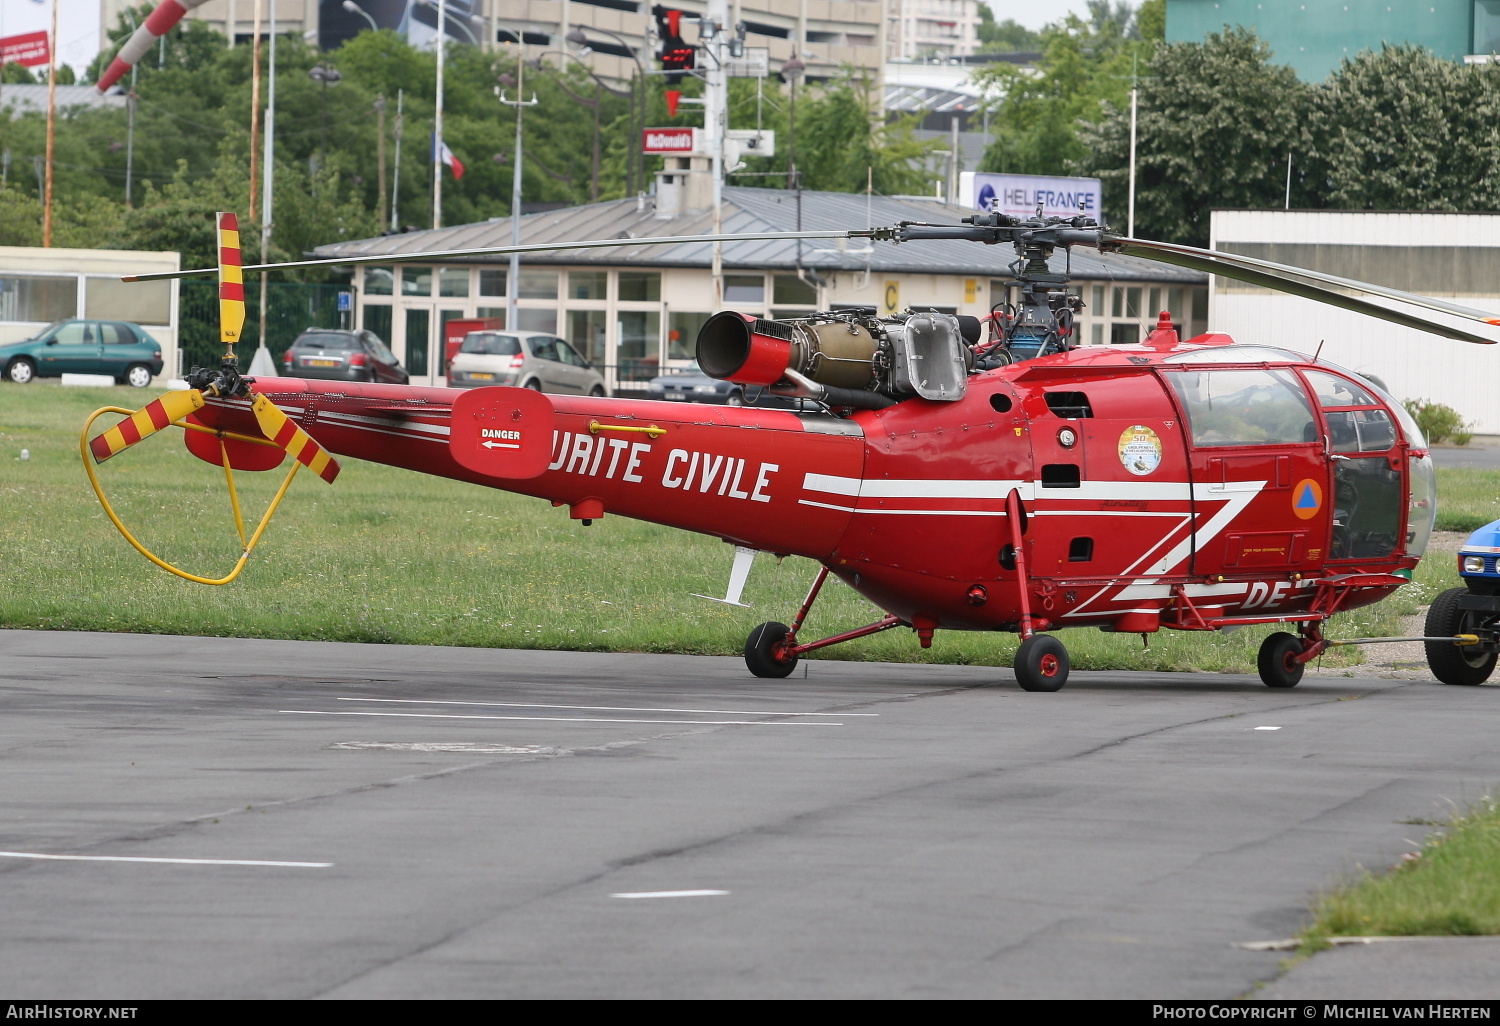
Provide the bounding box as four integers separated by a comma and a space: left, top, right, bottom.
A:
96, 0, 214, 93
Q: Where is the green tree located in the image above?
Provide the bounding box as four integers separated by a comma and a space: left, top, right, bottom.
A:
977, 6, 1042, 53
1077, 27, 1309, 245
975, 12, 1145, 177
1301, 46, 1500, 212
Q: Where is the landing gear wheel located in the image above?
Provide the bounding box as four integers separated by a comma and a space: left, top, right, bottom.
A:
1014, 634, 1069, 692
1425, 587, 1497, 686
124, 364, 153, 388
7, 358, 34, 384
1257, 631, 1306, 689
745, 621, 798, 679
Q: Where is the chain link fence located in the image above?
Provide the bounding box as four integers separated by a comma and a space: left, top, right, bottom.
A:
177, 281, 348, 374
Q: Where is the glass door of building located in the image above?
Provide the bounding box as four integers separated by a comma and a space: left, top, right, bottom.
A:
402, 307, 434, 386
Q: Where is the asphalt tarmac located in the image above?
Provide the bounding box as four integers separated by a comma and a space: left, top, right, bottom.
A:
2, 629, 1497, 999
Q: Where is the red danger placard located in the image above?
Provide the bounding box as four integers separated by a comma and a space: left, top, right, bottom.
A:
449, 386, 554, 479
0, 31, 50, 68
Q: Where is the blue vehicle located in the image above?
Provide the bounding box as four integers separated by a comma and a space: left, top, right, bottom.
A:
1426, 522, 1500, 684
1, 319, 164, 387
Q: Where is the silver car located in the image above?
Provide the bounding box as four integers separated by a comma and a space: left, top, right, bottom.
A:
448, 330, 608, 396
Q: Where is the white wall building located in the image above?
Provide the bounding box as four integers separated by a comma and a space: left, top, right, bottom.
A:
0, 246, 181, 373
887, 0, 983, 60
1209, 209, 1500, 433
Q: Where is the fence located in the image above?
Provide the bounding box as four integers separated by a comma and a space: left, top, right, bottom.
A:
177, 281, 348, 374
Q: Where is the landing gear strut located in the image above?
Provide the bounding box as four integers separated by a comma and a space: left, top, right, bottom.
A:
740, 566, 904, 678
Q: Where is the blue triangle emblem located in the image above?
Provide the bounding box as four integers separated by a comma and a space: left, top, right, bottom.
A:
1295, 483, 1318, 509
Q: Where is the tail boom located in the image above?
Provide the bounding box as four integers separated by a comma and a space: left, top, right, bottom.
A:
191, 380, 866, 559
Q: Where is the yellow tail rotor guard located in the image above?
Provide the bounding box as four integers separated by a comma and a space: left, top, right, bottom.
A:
80, 404, 305, 586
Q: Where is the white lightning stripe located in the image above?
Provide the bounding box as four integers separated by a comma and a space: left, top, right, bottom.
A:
800, 474, 1198, 503
1059, 481, 1266, 619
799, 500, 1193, 520
802, 473, 861, 496
797, 504, 1009, 517
1111, 582, 1253, 601
1029, 510, 1188, 518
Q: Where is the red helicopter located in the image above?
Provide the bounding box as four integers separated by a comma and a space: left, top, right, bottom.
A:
83, 210, 1500, 692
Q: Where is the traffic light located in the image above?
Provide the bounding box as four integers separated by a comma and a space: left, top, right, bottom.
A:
654, 5, 695, 85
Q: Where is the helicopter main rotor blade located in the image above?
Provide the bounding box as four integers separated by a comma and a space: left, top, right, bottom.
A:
1103, 234, 1500, 346
121, 230, 869, 284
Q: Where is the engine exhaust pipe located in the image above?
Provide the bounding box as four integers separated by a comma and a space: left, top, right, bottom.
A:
696, 312, 794, 386
696, 311, 879, 390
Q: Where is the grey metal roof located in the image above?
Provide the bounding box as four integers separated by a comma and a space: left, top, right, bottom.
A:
311, 186, 1206, 284
0, 85, 129, 114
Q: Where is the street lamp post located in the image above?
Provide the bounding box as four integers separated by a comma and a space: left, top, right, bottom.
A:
114, 7, 141, 208
531, 52, 632, 204
416, 0, 482, 46
341, 0, 378, 32
246, 0, 279, 375
374, 93, 387, 226
307, 63, 342, 188
564, 27, 645, 196
498, 63, 538, 330
781, 56, 804, 191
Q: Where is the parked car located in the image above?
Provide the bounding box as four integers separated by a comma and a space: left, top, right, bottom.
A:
0, 319, 164, 387
448, 330, 608, 396
281, 328, 408, 384
645, 361, 802, 408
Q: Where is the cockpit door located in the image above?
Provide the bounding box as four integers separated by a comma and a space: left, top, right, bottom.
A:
1301, 370, 1405, 562
1162, 366, 1327, 576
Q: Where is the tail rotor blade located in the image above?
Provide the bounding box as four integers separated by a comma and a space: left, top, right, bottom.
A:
88, 389, 207, 464
217, 211, 246, 352
250, 394, 341, 484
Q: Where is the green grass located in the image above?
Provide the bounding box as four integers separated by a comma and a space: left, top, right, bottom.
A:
1435, 469, 1500, 533
1301, 797, 1500, 945
0, 382, 1467, 670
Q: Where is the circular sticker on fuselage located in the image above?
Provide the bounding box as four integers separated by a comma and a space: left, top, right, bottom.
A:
1118, 425, 1162, 476
1292, 478, 1324, 519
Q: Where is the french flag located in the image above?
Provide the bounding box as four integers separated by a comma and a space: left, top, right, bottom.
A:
432, 134, 465, 179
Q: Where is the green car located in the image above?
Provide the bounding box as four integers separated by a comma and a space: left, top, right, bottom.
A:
0, 320, 166, 387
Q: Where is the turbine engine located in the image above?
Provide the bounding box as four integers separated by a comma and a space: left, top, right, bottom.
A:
695, 308, 981, 408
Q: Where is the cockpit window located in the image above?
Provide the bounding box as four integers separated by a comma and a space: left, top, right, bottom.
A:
1165, 368, 1315, 447
1314, 359, 1428, 448
1303, 370, 1395, 452
1303, 370, 1378, 409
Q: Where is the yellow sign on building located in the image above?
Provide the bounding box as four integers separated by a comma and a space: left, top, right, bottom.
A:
882, 281, 899, 315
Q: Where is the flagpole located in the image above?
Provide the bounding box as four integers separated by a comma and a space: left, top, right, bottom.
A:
432, 0, 445, 230
42, 0, 57, 247
252, 0, 277, 376
248, 0, 261, 216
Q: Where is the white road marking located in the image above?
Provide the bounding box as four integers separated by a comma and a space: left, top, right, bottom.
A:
611, 890, 729, 899
282, 710, 841, 726
329, 741, 562, 754
335, 697, 874, 717
0, 851, 332, 868
1255, 726, 1282, 731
